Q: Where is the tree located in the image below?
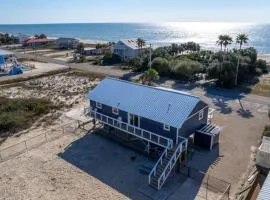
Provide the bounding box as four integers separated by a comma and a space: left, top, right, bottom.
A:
216, 35, 225, 51
76, 43, 85, 55
140, 69, 160, 85
136, 38, 146, 58
171, 43, 179, 56
128, 57, 142, 69
151, 57, 170, 76
236, 34, 248, 50
222, 35, 233, 52
217, 35, 233, 52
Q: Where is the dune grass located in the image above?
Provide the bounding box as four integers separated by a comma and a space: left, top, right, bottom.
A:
251, 80, 270, 97
0, 97, 54, 136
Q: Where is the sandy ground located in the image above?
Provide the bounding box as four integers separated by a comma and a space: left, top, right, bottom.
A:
0, 75, 269, 199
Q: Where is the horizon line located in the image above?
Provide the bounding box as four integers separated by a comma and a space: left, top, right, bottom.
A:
0, 21, 269, 26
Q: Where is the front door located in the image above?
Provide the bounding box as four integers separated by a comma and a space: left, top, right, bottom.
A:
129, 113, 140, 127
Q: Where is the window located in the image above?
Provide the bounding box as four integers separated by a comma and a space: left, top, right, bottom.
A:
163, 124, 170, 131
199, 110, 204, 120
96, 102, 102, 109
112, 107, 119, 115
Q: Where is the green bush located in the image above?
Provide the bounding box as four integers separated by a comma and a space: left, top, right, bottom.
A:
152, 57, 170, 76
256, 59, 268, 73
0, 97, 54, 135
102, 53, 122, 65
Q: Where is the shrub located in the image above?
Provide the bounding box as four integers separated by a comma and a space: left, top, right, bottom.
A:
256, 59, 268, 73
0, 97, 54, 135
151, 57, 170, 76
128, 57, 142, 69
102, 53, 122, 65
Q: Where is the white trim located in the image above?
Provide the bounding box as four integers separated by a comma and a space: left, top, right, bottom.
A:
96, 102, 102, 109
185, 106, 208, 122
199, 110, 204, 120
112, 107, 119, 115
128, 113, 140, 128
163, 124, 170, 131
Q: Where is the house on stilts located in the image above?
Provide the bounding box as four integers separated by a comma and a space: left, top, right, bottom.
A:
86, 77, 220, 190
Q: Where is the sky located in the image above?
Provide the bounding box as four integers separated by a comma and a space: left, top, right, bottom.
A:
0, 0, 270, 24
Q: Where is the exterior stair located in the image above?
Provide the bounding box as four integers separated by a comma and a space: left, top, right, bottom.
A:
148, 137, 188, 190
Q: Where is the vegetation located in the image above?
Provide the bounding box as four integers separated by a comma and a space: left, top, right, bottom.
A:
0, 97, 54, 135
127, 34, 268, 88
140, 68, 160, 85
34, 33, 47, 39
0, 33, 19, 45
102, 53, 122, 65
76, 43, 85, 54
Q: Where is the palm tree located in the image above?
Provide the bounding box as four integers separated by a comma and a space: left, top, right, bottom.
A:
216, 35, 225, 51
217, 35, 233, 52
136, 38, 146, 58
140, 69, 159, 85
222, 35, 233, 52
236, 34, 248, 50
235, 34, 248, 86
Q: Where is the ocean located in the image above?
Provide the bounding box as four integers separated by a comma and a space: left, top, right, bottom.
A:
0, 22, 270, 53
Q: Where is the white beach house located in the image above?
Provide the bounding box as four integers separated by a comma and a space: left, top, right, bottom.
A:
113, 39, 145, 61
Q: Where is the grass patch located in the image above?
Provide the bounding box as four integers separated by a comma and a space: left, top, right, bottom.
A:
0, 97, 55, 136
251, 80, 270, 97
0, 68, 71, 86
66, 70, 107, 80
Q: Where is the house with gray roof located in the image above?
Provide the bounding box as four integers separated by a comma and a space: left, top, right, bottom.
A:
113, 39, 146, 61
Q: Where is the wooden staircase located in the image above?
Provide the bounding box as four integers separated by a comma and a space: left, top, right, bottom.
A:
149, 137, 188, 190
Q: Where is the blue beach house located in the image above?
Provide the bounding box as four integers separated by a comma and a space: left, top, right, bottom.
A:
87, 77, 219, 189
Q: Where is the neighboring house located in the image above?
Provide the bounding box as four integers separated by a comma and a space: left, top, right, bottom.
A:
84, 47, 99, 56
84, 46, 112, 56
113, 39, 146, 61
15, 33, 31, 44
87, 78, 220, 189
23, 38, 56, 47
55, 37, 79, 49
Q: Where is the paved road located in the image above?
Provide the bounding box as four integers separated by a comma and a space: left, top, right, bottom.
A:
14, 52, 134, 78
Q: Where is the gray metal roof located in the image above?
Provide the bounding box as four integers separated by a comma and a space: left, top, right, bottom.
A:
0, 49, 14, 56
88, 78, 201, 128
258, 172, 270, 200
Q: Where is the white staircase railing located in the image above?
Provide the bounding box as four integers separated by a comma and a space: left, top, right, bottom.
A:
157, 137, 188, 189
148, 146, 169, 185
90, 110, 173, 149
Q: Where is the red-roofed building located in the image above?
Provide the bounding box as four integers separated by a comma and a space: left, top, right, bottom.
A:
23, 37, 56, 47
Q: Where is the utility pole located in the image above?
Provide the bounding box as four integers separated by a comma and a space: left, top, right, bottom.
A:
235, 53, 240, 86
149, 43, 152, 69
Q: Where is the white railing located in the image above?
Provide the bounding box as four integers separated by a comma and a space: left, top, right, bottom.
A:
148, 147, 169, 185
90, 110, 173, 149
157, 137, 188, 190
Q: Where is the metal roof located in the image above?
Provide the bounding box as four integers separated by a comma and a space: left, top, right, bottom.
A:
88, 78, 201, 128
0, 49, 14, 56
258, 172, 270, 200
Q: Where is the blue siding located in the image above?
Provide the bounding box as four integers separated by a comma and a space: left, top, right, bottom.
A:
140, 117, 177, 142
91, 100, 177, 142
90, 100, 128, 122
179, 101, 208, 138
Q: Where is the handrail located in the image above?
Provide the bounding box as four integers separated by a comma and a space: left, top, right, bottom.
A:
148, 147, 168, 184
157, 138, 188, 189
90, 110, 173, 149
